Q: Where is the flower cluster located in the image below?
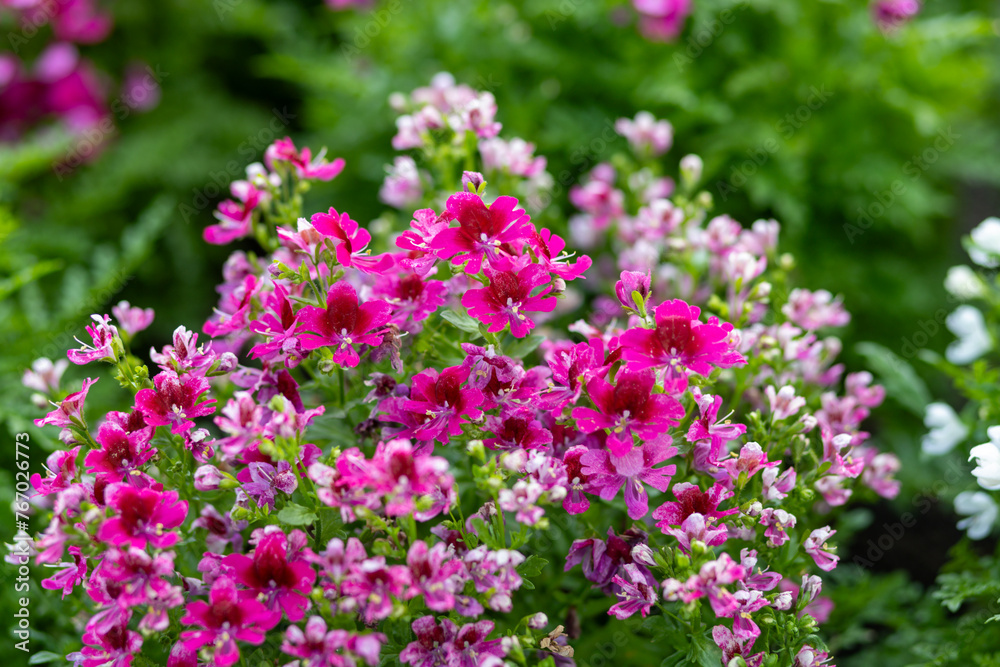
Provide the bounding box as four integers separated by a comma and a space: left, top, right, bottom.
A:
23, 76, 900, 667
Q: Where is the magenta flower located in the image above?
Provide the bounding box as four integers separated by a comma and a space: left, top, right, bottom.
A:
35, 378, 100, 428
341, 556, 412, 623
30, 445, 81, 496
615, 270, 652, 312
281, 616, 385, 667
722, 589, 770, 642
803, 527, 839, 572
740, 549, 783, 592
179, 576, 276, 667
609, 563, 658, 619
662, 512, 729, 553
311, 207, 393, 274
432, 192, 535, 273
192, 505, 246, 554
204, 181, 261, 245
565, 527, 651, 589
297, 281, 393, 366
235, 461, 298, 510
97, 483, 188, 549
68, 314, 119, 365
150, 325, 218, 373
712, 625, 763, 667
572, 366, 684, 456
484, 407, 553, 451
721, 442, 780, 484
759, 508, 797, 548
384, 366, 483, 444
112, 301, 154, 338
406, 540, 469, 612
462, 260, 557, 338
41, 546, 88, 598
83, 421, 155, 481
249, 286, 305, 368
223, 529, 317, 624
372, 269, 448, 331
265, 137, 345, 181
581, 440, 677, 519
135, 371, 217, 434
68, 621, 143, 667
463, 546, 525, 612
368, 438, 455, 519
541, 338, 619, 410
562, 445, 597, 514
395, 208, 453, 274
686, 390, 747, 459
400, 616, 505, 667
529, 227, 592, 281
619, 299, 746, 385
652, 482, 737, 530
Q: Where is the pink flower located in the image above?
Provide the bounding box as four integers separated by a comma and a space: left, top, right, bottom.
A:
112, 301, 154, 338
98, 483, 188, 549
23, 357, 68, 394
204, 181, 261, 245
296, 281, 393, 366
310, 207, 394, 274
723, 589, 770, 642
34, 377, 98, 428
721, 442, 779, 484
462, 260, 557, 338
572, 366, 684, 456
41, 545, 87, 598
223, 529, 316, 624
400, 616, 505, 667
484, 407, 553, 451
265, 137, 345, 181
565, 527, 653, 589
384, 366, 483, 444
712, 625, 763, 667
83, 421, 155, 481
562, 445, 597, 514
609, 563, 658, 619
529, 227, 592, 282
372, 269, 448, 331
68, 621, 143, 667
619, 299, 745, 387
479, 137, 547, 178
581, 440, 677, 519
759, 508, 797, 547
406, 540, 469, 612
380, 155, 423, 209
463, 547, 525, 612
662, 512, 728, 553
615, 111, 673, 155
782, 289, 850, 331
68, 314, 119, 364
652, 482, 737, 530
395, 208, 453, 274
281, 616, 385, 667
135, 371, 217, 434
249, 286, 306, 368
804, 527, 839, 571
179, 576, 277, 667
686, 390, 747, 462
235, 461, 298, 510
615, 270, 652, 312
30, 446, 81, 496
872, 0, 920, 31
342, 556, 411, 623
633, 0, 692, 41
369, 438, 455, 519
432, 192, 535, 273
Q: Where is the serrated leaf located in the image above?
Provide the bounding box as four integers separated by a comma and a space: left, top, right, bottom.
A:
277, 502, 319, 526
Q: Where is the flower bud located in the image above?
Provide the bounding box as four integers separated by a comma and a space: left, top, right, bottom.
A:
680, 154, 703, 186
462, 171, 486, 194
194, 464, 223, 491
631, 543, 657, 567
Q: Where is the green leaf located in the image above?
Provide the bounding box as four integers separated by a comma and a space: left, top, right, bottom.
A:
517, 554, 549, 577
440, 309, 482, 335
277, 502, 319, 526
504, 334, 545, 359
854, 341, 931, 415
28, 653, 62, 665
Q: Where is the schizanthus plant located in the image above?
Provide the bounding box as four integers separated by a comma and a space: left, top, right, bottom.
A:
22, 74, 900, 667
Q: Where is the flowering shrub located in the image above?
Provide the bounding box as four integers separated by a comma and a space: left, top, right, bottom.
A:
24, 74, 905, 666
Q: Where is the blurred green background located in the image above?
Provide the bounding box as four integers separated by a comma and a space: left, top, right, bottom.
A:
2, 0, 999, 663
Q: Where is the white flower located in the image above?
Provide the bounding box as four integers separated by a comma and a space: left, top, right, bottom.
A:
968, 217, 1000, 268
921, 402, 968, 455
969, 426, 1000, 490
945, 306, 992, 365
954, 491, 998, 540
944, 265, 985, 300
